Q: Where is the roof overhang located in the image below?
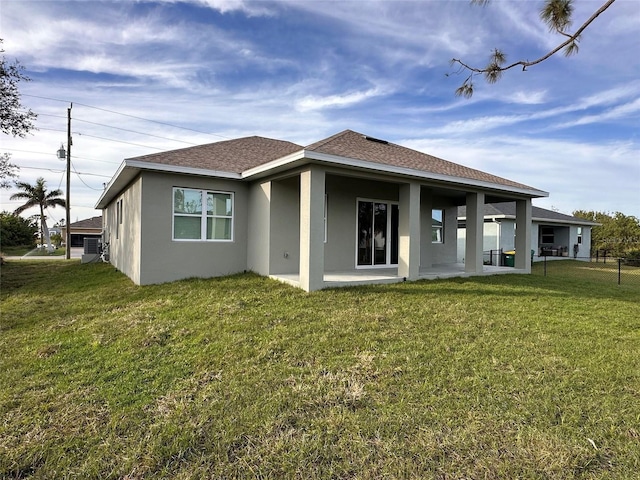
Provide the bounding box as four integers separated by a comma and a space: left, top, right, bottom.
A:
532, 217, 600, 226
96, 148, 548, 210
459, 213, 600, 226
243, 150, 548, 198
95, 159, 242, 209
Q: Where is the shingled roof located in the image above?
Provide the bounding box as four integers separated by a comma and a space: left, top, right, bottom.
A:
67, 216, 103, 229
128, 136, 303, 174
305, 130, 537, 191
125, 130, 537, 191
97, 129, 547, 209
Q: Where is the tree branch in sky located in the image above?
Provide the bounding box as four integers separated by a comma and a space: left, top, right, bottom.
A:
449, 0, 617, 98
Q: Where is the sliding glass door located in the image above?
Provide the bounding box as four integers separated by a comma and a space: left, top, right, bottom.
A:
357, 199, 398, 267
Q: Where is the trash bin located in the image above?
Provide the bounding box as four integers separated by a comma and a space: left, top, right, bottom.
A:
502, 250, 515, 267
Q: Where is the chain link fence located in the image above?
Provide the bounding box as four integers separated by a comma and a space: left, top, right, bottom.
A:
531, 256, 640, 287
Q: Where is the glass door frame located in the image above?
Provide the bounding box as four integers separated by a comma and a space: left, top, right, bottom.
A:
355, 197, 399, 269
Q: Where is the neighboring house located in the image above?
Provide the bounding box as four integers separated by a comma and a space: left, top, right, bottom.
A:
95, 130, 547, 291
457, 203, 599, 264
61, 216, 103, 247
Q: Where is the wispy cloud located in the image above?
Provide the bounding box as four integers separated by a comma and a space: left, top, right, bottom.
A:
295, 88, 386, 112
1, 0, 638, 221
507, 90, 548, 105
557, 97, 640, 128
157, 0, 275, 16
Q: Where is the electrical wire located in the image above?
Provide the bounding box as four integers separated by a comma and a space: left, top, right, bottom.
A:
11, 165, 112, 178
74, 132, 166, 151
23, 94, 231, 139
71, 160, 106, 191
33, 112, 201, 146
74, 118, 201, 146
2, 147, 121, 165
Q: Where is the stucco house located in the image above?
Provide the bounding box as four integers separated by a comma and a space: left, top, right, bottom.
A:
457, 203, 599, 265
95, 130, 548, 291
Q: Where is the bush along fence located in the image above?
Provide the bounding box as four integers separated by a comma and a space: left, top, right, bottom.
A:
532, 255, 640, 286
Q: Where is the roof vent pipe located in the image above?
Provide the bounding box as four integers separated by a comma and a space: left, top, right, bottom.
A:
363, 135, 389, 145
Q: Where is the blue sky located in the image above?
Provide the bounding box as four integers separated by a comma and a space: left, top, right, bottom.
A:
1, 0, 639, 224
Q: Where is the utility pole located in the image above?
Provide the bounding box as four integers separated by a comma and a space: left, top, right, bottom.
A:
65, 104, 72, 259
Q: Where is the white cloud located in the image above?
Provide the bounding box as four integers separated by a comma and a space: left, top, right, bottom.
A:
557, 97, 640, 128
507, 90, 548, 105
295, 88, 385, 112
400, 135, 640, 217
151, 0, 275, 16
1, 0, 638, 222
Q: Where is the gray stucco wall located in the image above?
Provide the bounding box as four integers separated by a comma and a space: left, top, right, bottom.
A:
269, 176, 301, 275
430, 203, 458, 265
324, 175, 399, 271
104, 176, 142, 284
247, 180, 270, 276
135, 172, 248, 285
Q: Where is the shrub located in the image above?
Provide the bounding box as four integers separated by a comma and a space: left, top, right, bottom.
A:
0, 211, 37, 248
624, 249, 640, 267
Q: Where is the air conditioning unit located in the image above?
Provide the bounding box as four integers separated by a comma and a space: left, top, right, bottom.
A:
84, 237, 100, 254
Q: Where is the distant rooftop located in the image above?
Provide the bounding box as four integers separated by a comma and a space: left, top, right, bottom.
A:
458, 203, 599, 225
67, 216, 102, 229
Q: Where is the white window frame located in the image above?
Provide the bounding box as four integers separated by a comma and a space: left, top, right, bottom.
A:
172, 187, 234, 242
577, 227, 583, 245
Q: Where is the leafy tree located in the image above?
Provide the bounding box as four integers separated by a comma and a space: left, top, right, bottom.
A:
0, 211, 37, 248
10, 177, 65, 252
1, 38, 37, 137
573, 210, 640, 256
0, 152, 19, 189
450, 0, 617, 97
50, 232, 63, 248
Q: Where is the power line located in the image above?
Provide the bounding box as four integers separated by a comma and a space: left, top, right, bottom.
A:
33, 112, 201, 146
23, 94, 231, 139
41, 127, 164, 152
74, 132, 166, 151
71, 160, 106, 191
13, 165, 112, 178
2, 147, 120, 164
74, 118, 201, 146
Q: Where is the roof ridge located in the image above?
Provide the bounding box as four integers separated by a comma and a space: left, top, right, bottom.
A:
305, 129, 356, 151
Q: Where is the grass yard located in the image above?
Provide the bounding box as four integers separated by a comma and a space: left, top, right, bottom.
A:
532, 259, 640, 287
1, 261, 639, 479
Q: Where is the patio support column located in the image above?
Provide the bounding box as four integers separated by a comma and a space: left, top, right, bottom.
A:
299, 166, 325, 292
398, 181, 421, 280
420, 189, 433, 269
465, 192, 484, 273
514, 198, 532, 272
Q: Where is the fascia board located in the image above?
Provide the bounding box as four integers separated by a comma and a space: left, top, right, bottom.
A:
95, 160, 242, 209
95, 160, 129, 209
241, 150, 306, 178
532, 217, 601, 226
125, 160, 242, 180
457, 214, 509, 221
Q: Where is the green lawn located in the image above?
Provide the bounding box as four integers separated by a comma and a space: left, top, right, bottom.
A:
1, 261, 639, 479
0, 245, 35, 257
1, 245, 66, 257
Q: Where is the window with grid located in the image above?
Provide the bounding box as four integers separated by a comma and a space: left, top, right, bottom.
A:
173, 188, 233, 241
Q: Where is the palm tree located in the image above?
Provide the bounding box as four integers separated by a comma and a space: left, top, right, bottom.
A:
11, 177, 66, 252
